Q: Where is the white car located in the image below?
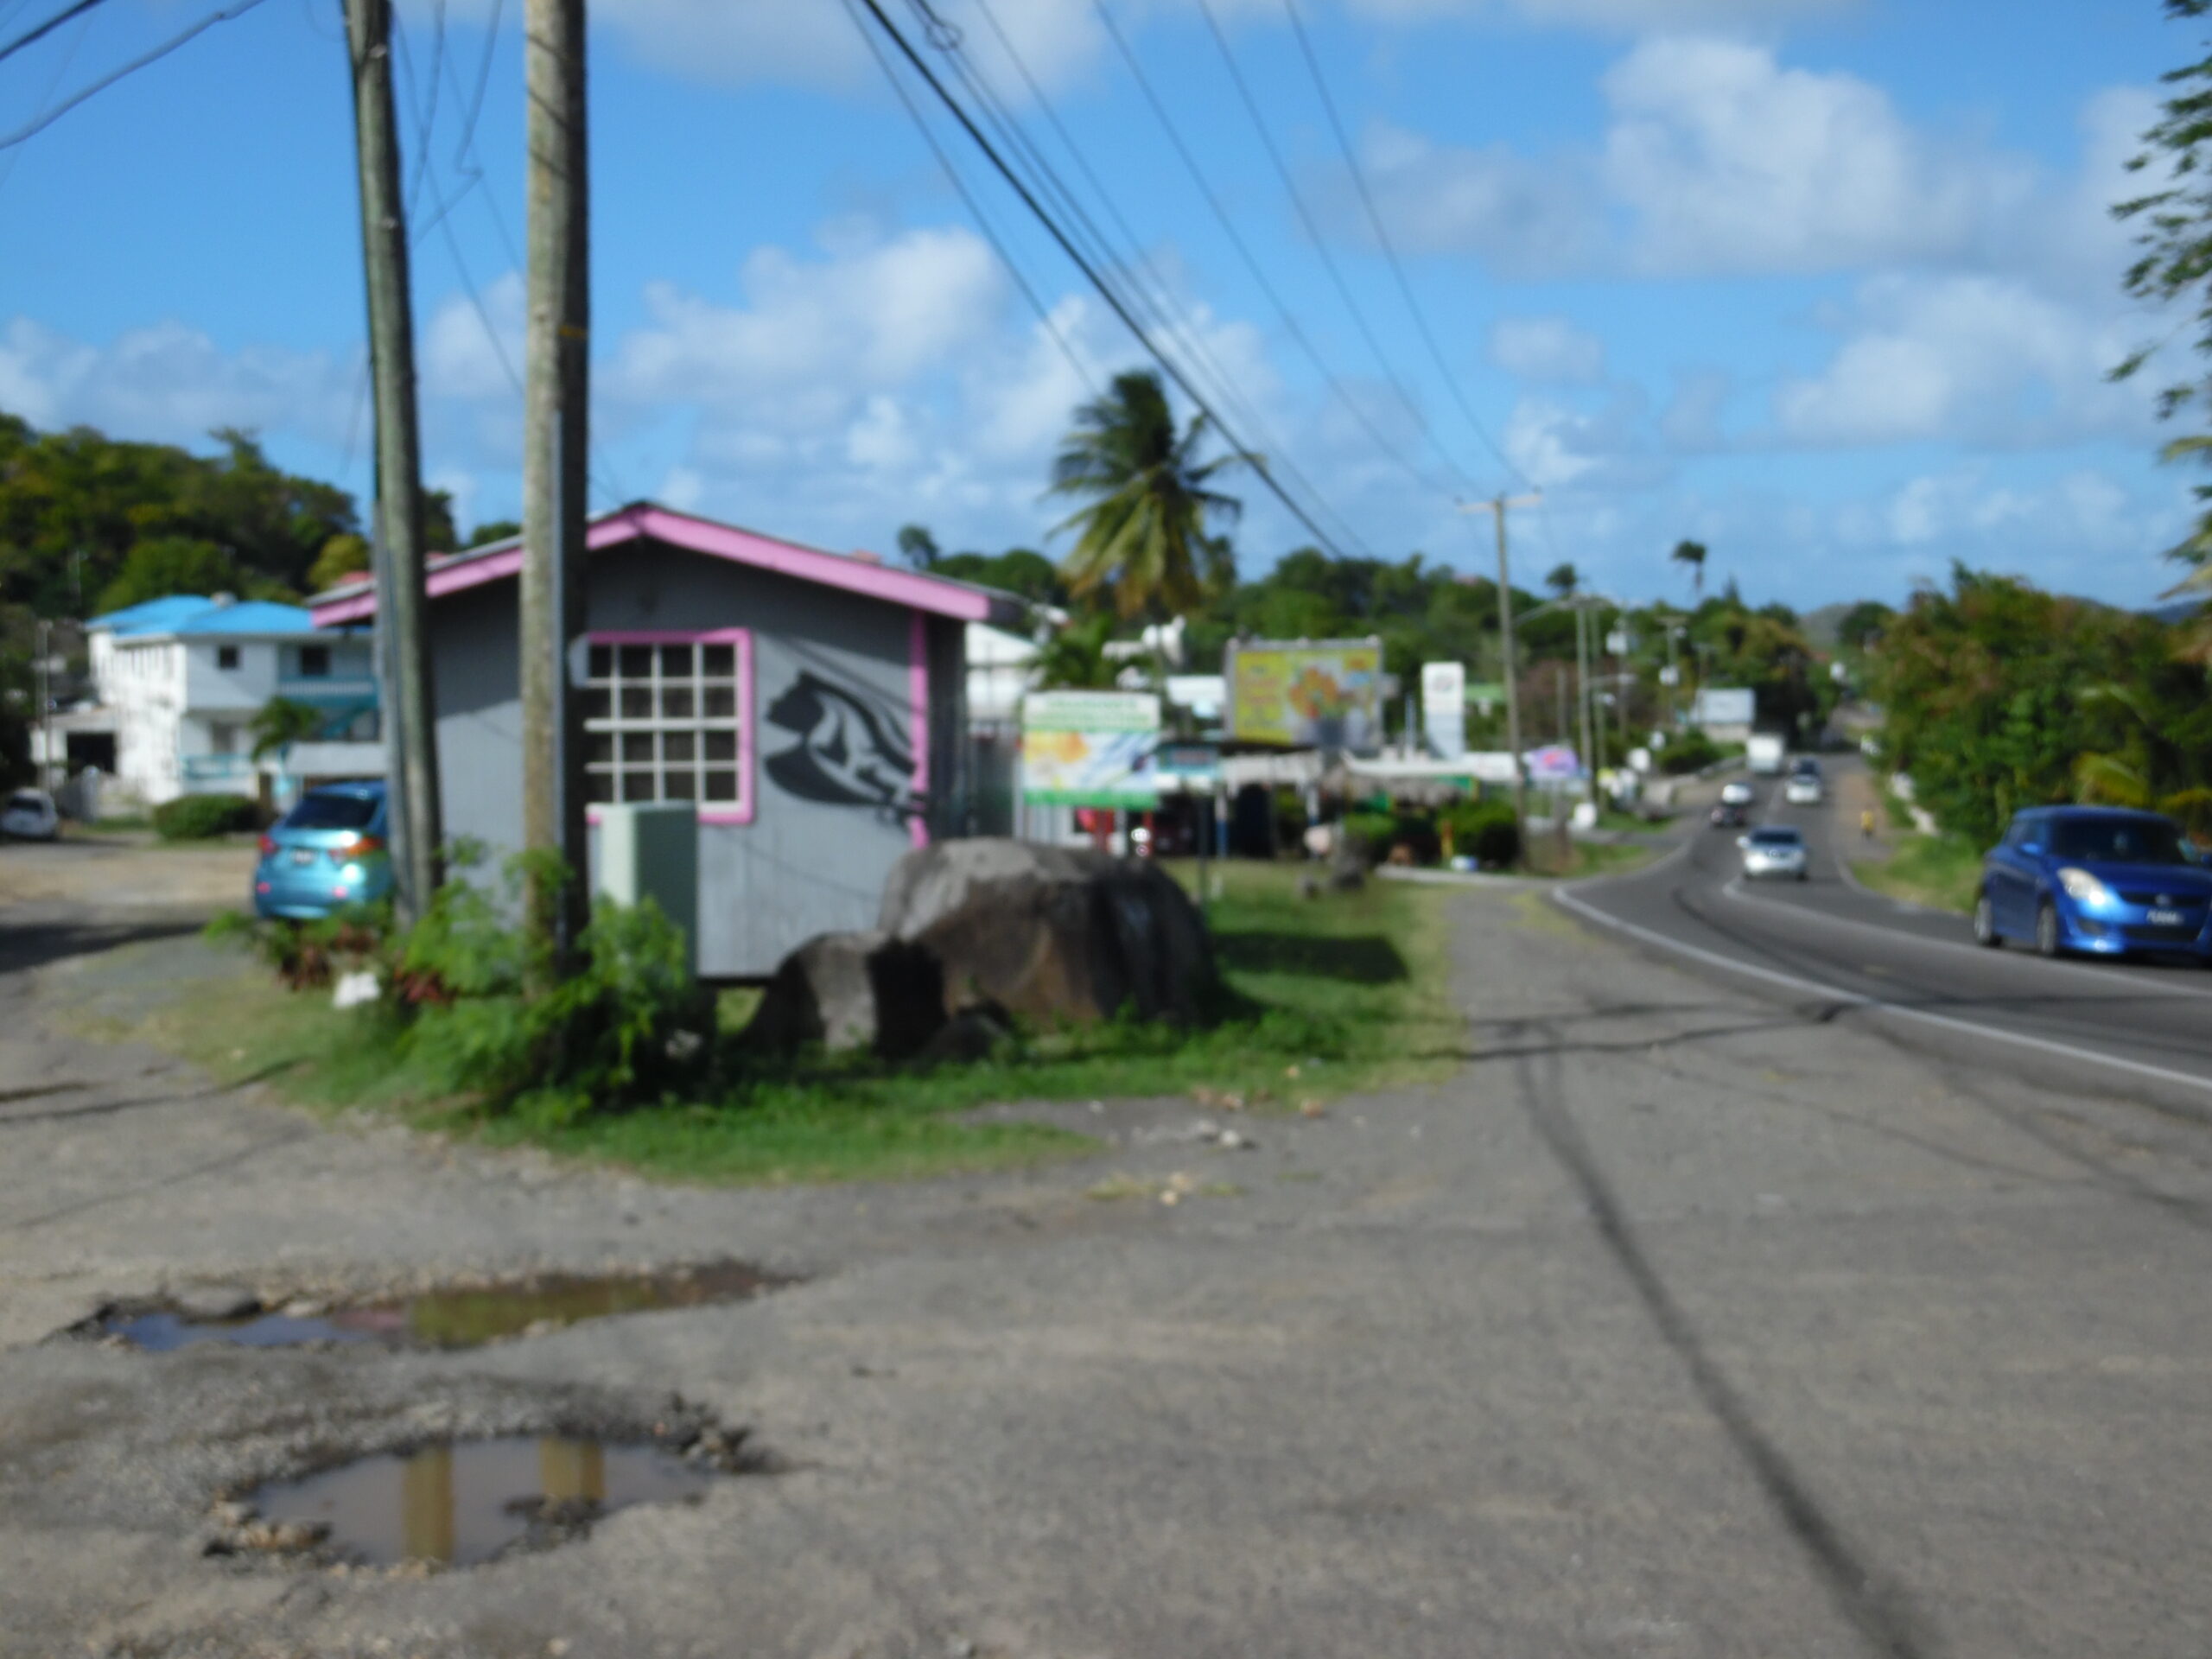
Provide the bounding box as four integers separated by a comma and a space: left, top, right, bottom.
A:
1784, 772, 1824, 805
1, 788, 58, 841
1739, 825, 1808, 880
1719, 780, 1756, 807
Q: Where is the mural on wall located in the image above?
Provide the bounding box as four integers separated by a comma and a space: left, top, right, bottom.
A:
764, 668, 921, 826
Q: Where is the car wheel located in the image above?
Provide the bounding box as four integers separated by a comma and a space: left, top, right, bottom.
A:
2035, 900, 2062, 958
1972, 892, 2001, 948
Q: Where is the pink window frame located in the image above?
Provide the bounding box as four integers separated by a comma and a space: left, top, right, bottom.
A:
583, 628, 754, 827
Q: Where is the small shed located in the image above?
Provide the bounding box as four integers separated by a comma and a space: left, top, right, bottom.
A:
309, 503, 1027, 977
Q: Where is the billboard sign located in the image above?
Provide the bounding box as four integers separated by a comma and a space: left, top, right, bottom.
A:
1692, 686, 1755, 728
1157, 742, 1220, 791
1421, 661, 1466, 760
1020, 691, 1160, 806
1225, 639, 1384, 751
1525, 745, 1582, 785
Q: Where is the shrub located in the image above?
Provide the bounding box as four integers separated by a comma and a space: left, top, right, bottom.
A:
206, 906, 388, 989
1656, 731, 1723, 775
1338, 810, 1441, 866
1440, 800, 1522, 867
153, 792, 257, 840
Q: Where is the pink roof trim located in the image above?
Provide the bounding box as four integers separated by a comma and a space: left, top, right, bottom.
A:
309, 504, 1004, 627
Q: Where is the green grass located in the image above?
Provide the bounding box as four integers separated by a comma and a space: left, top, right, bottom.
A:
1853, 832, 1983, 914
78, 861, 1462, 1187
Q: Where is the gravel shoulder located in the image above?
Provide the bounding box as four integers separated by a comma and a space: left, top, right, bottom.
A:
3, 881, 2211, 1657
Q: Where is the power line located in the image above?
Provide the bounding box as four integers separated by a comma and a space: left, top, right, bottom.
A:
0, 0, 100, 67
1279, 0, 1525, 488
936, 0, 1373, 559
0, 0, 90, 197
0, 0, 272, 151
849, 0, 1360, 561
1188, 0, 1483, 498
1088, 0, 1460, 505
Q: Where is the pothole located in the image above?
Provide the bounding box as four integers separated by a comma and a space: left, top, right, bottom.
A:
225, 1433, 722, 1568
85, 1262, 784, 1352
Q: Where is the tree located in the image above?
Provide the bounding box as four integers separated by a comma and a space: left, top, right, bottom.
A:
933, 547, 1067, 606
1544, 562, 1579, 600
1048, 369, 1246, 627
250, 696, 327, 763
1032, 613, 1119, 690
308, 533, 372, 594
467, 519, 522, 548
97, 537, 245, 613
1669, 539, 1707, 596
1835, 599, 1895, 652
896, 524, 941, 570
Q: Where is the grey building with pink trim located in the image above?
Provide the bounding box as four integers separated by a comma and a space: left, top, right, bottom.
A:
310, 503, 1026, 978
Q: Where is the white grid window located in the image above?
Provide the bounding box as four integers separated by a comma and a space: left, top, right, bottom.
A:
582, 640, 743, 805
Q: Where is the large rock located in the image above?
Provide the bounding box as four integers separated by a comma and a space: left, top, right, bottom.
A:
879, 839, 1219, 1027
744, 930, 944, 1058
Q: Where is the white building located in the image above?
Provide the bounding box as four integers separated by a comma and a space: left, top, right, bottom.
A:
81, 594, 384, 807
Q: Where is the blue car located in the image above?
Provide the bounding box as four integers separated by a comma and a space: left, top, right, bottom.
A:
1973, 805, 2212, 963
252, 781, 392, 920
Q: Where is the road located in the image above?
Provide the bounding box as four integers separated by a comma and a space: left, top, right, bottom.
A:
5, 842, 2212, 1656
1563, 760, 2212, 1119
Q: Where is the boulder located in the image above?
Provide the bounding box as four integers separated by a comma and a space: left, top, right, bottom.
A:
879, 839, 1219, 1027
744, 930, 945, 1058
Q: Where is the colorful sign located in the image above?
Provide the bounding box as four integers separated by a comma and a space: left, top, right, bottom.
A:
1421, 661, 1466, 760
1225, 639, 1383, 751
1020, 691, 1160, 806
1157, 742, 1220, 790
1525, 745, 1583, 784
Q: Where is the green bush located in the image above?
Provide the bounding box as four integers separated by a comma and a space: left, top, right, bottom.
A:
1440, 800, 1522, 867
1656, 731, 1724, 775
153, 792, 257, 840
1337, 810, 1441, 866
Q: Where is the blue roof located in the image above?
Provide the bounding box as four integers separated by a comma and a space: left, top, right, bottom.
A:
88, 594, 217, 634
89, 594, 327, 637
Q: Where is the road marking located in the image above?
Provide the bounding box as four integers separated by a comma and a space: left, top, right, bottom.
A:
1552, 882, 2212, 1098
1718, 856, 2212, 1000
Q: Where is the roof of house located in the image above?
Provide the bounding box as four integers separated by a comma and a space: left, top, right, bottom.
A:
92, 594, 340, 640
87, 594, 219, 634
308, 502, 1028, 630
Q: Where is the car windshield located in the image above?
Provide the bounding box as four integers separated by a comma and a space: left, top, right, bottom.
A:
2047, 817, 2185, 866
8, 791, 44, 810
1750, 829, 1802, 846
282, 792, 378, 831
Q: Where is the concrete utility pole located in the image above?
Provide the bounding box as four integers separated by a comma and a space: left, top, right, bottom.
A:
521, 0, 590, 962
1573, 597, 1596, 808
1460, 493, 1541, 855
345, 0, 442, 921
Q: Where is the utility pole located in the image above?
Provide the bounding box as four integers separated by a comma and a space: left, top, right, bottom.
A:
35, 618, 51, 793
1459, 493, 1541, 861
521, 0, 590, 963
1573, 596, 1596, 809
345, 0, 442, 921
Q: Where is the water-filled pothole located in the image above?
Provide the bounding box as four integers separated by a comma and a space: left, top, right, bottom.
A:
91, 1262, 782, 1351
240, 1436, 714, 1567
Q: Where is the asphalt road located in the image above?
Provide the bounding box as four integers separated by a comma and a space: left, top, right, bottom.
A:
1562, 761, 2212, 1119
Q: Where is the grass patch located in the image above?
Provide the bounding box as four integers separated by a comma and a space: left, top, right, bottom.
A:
1518, 836, 1662, 880
1853, 832, 1983, 914
73, 861, 1461, 1186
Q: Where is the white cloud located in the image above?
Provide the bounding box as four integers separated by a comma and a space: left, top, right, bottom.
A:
1358, 122, 1605, 271
1490, 315, 1605, 384
422, 271, 524, 403
1602, 37, 2029, 275
1349, 0, 1853, 26
0, 318, 355, 449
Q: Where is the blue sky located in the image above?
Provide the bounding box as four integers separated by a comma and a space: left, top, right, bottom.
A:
0, 0, 2196, 611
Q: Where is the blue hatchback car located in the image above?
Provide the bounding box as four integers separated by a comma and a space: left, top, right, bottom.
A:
1974, 806, 2212, 963
252, 781, 392, 920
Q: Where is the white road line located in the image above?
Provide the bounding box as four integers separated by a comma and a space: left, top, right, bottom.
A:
1552, 882, 2212, 1098
1715, 874, 2212, 1000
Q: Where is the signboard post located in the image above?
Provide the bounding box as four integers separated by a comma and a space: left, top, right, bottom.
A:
1421, 661, 1465, 760
1021, 692, 1160, 852
1158, 741, 1221, 916
1224, 639, 1384, 753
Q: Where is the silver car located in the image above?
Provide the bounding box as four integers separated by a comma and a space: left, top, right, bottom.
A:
1739, 824, 1808, 880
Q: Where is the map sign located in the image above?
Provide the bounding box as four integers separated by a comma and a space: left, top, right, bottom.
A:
1421, 661, 1466, 760
1020, 691, 1161, 806
1225, 639, 1383, 750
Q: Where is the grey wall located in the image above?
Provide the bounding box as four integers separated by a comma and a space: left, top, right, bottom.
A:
429, 541, 953, 977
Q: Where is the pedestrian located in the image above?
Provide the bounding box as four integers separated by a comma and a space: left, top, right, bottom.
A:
1860, 807, 1875, 840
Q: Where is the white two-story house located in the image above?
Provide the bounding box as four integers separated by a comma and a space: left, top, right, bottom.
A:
86, 594, 385, 807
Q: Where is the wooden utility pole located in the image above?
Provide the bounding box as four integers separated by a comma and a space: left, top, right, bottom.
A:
521, 0, 590, 961
345, 0, 442, 919
1459, 493, 1540, 861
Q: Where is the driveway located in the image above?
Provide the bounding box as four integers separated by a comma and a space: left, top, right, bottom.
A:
2, 878, 2209, 1657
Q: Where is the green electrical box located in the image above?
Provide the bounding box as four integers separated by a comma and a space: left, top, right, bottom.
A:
593, 802, 699, 979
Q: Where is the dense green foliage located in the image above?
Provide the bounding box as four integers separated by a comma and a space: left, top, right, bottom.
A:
1871, 565, 2212, 849
152, 792, 257, 840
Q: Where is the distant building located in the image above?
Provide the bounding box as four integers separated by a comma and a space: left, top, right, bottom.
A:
79, 594, 384, 807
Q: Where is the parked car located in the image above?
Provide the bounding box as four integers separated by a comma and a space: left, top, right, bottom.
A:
1719, 780, 1756, 808
1738, 824, 1808, 880
1974, 805, 2211, 961
1784, 760, 1824, 806
1710, 800, 1749, 830
252, 781, 391, 919
0, 788, 57, 841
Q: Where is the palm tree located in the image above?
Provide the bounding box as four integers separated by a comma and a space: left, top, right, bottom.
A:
1544, 562, 1579, 601
1670, 539, 1707, 597
1048, 370, 1247, 629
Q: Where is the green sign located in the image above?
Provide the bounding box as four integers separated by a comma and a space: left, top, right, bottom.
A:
1021, 690, 1160, 806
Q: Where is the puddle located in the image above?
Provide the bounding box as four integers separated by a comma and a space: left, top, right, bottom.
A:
92, 1262, 781, 1352
245, 1436, 712, 1567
